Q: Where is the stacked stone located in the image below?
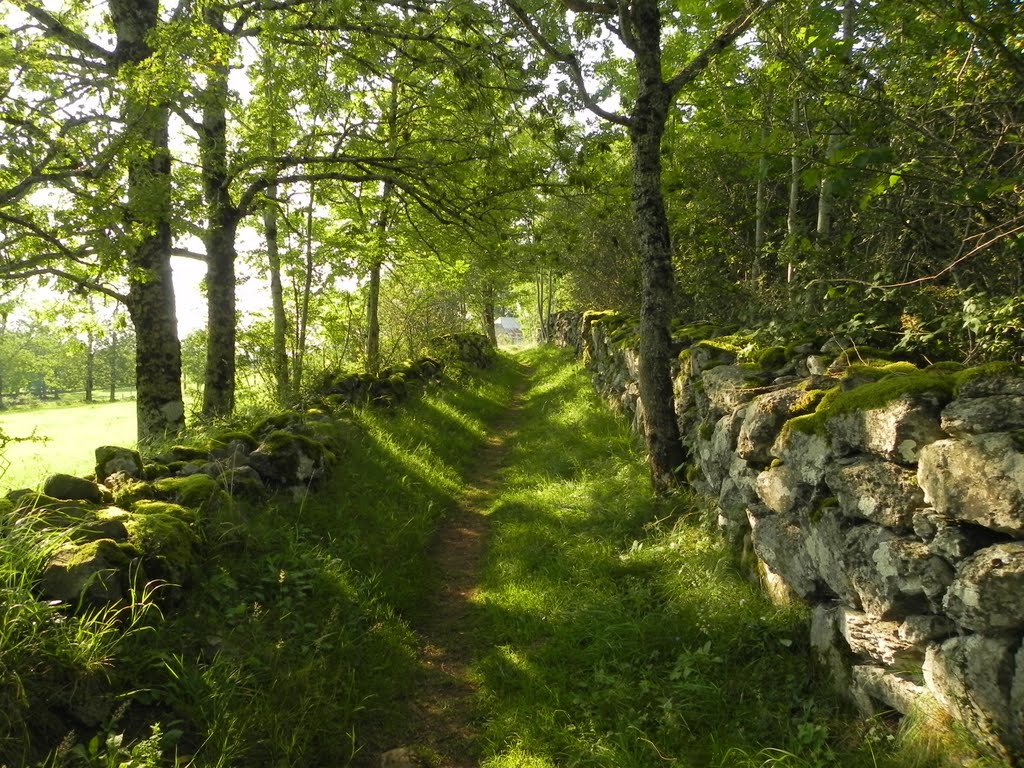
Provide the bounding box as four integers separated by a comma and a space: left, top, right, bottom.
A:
574, 315, 1024, 763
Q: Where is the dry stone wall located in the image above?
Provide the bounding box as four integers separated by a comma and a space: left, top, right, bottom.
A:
551, 309, 1024, 764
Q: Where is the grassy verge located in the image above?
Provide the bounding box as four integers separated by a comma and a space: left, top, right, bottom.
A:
4, 356, 523, 767
473, 346, 988, 768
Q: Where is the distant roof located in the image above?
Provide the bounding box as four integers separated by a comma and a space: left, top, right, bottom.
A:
495, 317, 522, 330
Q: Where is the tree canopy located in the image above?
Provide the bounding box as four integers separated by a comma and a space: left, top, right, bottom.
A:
1, 0, 1020, 453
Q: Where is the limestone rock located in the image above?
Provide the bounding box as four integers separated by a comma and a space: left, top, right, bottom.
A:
747, 511, 820, 598
95, 446, 144, 484
837, 608, 921, 666
689, 343, 737, 375
698, 409, 745, 493
918, 433, 1024, 536
825, 457, 924, 531
697, 365, 763, 421
810, 605, 851, 690
899, 615, 957, 644
43, 473, 103, 503
826, 394, 946, 465
804, 509, 858, 604
755, 464, 818, 519
957, 370, 1024, 398
851, 665, 927, 716
928, 520, 1004, 564
40, 539, 132, 605
924, 635, 1024, 760
941, 395, 1024, 436
845, 526, 953, 619
727, 456, 760, 505
771, 427, 833, 486
944, 543, 1024, 633
737, 387, 807, 464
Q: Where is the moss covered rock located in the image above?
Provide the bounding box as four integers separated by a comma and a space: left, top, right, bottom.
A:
95, 446, 143, 484
247, 429, 326, 487
42, 473, 104, 504
124, 501, 197, 585
40, 538, 134, 605
153, 474, 222, 512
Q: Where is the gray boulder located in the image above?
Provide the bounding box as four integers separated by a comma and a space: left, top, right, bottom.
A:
941, 395, 1024, 436
248, 430, 325, 486
771, 427, 833, 486
826, 394, 946, 465
825, 457, 924, 531
697, 409, 745, 493
918, 432, 1024, 536
95, 446, 144, 484
697, 365, 762, 421
924, 634, 1023, 761
957, 370, 1024, 398
747, 511, 820, 598
837, 608, 921, 666
43, 473, 103, 503
755, 464, 818, 519
845, 526, 953, 618
40, 539, 132, 605
805, 509, 858, 604
737, 387, 807, 464
944, 543, 1024, 633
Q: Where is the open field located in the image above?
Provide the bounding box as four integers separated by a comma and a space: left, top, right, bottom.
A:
0, 400, 136, 492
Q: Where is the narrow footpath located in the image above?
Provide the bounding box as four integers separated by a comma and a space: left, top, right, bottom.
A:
378, 362, 532, 768
367, 349, 959, 768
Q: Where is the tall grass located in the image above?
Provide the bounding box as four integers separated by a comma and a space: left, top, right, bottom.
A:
0, 519, 162, 765
473, 347, 989, 768
41, 356, 524, 767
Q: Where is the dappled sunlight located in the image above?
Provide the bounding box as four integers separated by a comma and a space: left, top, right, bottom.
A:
473, 347, 928, 767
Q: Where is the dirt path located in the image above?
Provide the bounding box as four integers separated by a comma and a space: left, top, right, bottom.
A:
378, 364, 531, 768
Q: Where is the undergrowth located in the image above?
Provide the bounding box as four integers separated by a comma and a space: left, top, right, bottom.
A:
473, 346, 991, 768
6, 356, 521, 767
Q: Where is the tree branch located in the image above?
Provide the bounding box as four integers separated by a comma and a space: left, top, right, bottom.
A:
666, 0, 784, 96
20, 3, 114, 64
503, 0, 632, 127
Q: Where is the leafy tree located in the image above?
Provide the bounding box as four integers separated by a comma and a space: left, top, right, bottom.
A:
4, 0, 184, 442
504, 0, 781, 491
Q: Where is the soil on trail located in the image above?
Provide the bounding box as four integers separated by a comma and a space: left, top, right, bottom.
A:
375, 364, 531, 768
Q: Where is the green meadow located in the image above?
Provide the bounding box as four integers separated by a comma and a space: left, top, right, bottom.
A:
0, 400, 137, 492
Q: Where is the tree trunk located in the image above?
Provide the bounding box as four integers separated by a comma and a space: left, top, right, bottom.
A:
263, 182, 290, 402
109, 334, 117, 402
629, 0, 687, 492
546, 270, 554, 333
111, 0, 184, 444
366, 80, 398, 375
366, 259, 382, 372
482, 285, 497, 347
292, 183, 316, 395
85, 330, 95, 403
535, 272, 547, 343
816, 0, 856, 238
754, 115, 770, 276
786, 96, 802, 283
200, 7, 240, 418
